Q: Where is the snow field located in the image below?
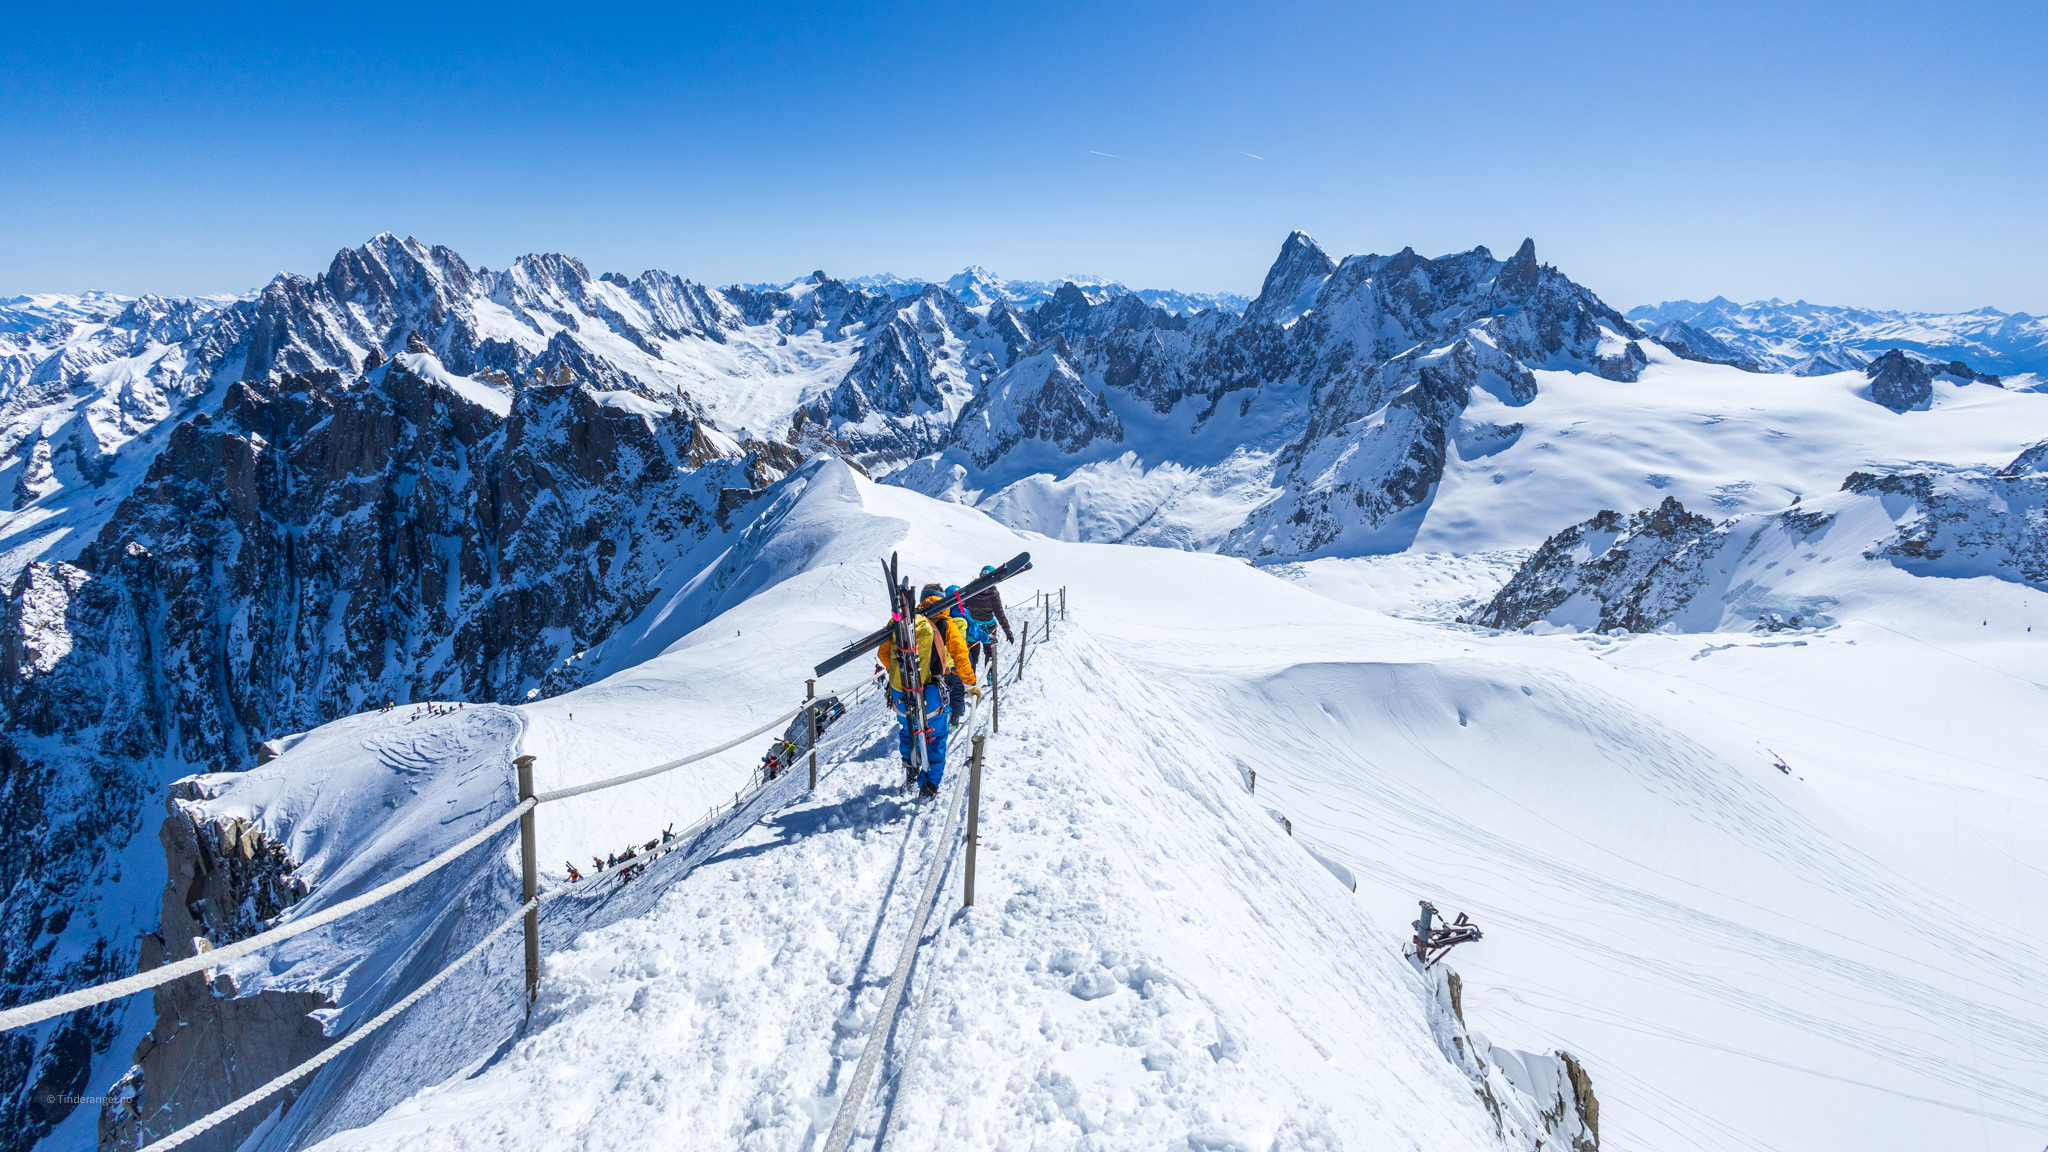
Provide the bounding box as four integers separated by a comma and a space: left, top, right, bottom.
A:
303, 601, 1507, 1152
1416, 343, 2048, 555
191, 463, 2047, 1152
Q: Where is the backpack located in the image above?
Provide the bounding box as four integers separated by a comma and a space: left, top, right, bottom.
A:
948, 585, 996, 643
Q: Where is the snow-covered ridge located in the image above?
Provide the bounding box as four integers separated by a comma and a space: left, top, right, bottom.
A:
1626, 295, 2048, 378
112, 467, 1602, 1152
96, 462, 2048, 1152
840, 267, 1251, 315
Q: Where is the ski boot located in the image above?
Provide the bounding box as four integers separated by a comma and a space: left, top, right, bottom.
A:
918, 779, 938, 800
902, 758, 917, 793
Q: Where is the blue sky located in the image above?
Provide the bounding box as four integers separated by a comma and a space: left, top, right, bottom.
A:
3, 0, 2042, 312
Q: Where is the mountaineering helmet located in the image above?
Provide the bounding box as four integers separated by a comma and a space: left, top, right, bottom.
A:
981, 565, 995, 575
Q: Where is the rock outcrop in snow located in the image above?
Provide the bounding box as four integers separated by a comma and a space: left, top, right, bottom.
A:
1419, 962, 1599, 1151
1473, 440, 2048, 633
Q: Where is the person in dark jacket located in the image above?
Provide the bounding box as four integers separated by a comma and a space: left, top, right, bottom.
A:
961, 567, 1014, 669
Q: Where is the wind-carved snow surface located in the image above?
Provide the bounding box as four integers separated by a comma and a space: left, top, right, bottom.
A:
127, 462, 2048, 1152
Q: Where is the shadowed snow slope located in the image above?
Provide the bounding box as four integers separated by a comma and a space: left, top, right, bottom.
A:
159, 462, 2043, 1152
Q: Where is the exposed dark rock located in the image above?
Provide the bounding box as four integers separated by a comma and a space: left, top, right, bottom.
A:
1866, 349, 1934, 412
98, 799, 328, 1152
1244, 231, 1338, 324
1473, 497, 1720, 632
0, 360, 797, 1138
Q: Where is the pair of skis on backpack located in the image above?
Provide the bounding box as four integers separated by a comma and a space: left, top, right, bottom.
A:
812, 549, 1030, 799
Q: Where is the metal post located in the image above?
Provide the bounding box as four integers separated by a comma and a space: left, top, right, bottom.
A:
990, 640, 1000, 734
1060, 586, 1066, 620
1014, 621, 1029, 682
964, 735, 985, 907
806, 678, 818, 790
1249, 768, 1256, 793
514, 755, 540, 1008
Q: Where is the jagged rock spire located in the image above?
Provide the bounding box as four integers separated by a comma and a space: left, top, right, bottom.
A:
1246, 231, 1337, 323
1496, 238, 1539, 297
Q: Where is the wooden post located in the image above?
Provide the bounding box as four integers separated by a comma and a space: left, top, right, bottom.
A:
1014, 621, 1029, 682
1249, 768, 1256, 793
964, 735, 985, 907
514, 755, 540, 1009
806, 678, 818, 790
1060, 586, 1066, 620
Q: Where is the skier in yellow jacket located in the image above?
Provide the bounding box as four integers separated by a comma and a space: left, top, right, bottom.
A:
918, 584, 979, 723
878, 608, 955, 797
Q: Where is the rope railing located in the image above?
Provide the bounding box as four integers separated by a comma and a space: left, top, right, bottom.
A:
0, 679, 865, 1035
534, 702, 806, 804
138, 894, 542, 1152
0, 799, 536, 1034
12, 587, 1062, 1152
824, 695, 986, 1152
109, 671, 895, 1151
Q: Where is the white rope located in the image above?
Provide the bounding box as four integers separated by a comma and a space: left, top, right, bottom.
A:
534, 704, 805, 803
137, 896, 538, 1152
557, 679, 884, 892
0, 799, 535, 1035
824, 701, 981, 1152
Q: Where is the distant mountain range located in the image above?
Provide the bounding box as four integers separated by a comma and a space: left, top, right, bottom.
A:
840, 267, 1250, 316
1626, 296, 2048, 377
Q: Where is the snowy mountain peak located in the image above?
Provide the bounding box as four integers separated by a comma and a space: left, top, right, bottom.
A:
1245, 230, 1337, 323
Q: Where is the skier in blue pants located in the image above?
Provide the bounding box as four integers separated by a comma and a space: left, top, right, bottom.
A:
895, 683, 949, 785
879, 609, 955, 797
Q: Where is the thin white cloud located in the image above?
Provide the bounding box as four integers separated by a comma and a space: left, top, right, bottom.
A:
1090, 151, 1136, 161
1241, 152, 1265, 160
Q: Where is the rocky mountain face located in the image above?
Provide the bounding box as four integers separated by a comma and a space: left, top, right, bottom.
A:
1472, 440, 2048, 634
0, 349, 794, 1151
893, 233, 1655, 555
1625, 296, 2048, 379
1863, 348, 2001, 412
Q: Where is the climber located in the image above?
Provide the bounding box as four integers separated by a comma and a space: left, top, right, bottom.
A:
960, 567, 1015, 669
607, 852, 618, 868
878, 597, 954, 798
591, 856, 605, 873
565, 862, 583, 883
920, 584, 978, 724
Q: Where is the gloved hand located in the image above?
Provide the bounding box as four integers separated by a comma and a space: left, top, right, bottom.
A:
967, 686, 983, 702
1003, 629, 1015, 643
